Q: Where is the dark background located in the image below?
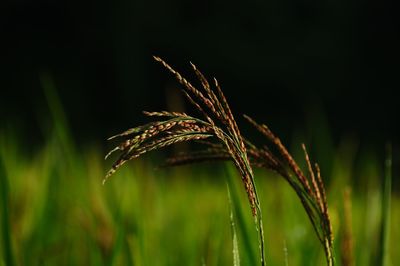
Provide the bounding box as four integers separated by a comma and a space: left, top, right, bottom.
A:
1, 0, 398, 150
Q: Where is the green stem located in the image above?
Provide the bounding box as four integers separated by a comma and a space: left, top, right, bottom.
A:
255, 203, 266, 266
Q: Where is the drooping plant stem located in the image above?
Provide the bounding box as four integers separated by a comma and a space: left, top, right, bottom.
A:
105, 56, 336, 265
105, 57, 266, 265
166, 115, 335, 265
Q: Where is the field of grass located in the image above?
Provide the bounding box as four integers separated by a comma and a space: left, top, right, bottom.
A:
1, 69, 398, 266
1, 120, 398, 265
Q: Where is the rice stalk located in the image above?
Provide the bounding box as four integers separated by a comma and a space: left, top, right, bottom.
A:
105, 57, 266, 265
252, 119, 334, 265
239, 117, 335, 265
167, 115, 335, 265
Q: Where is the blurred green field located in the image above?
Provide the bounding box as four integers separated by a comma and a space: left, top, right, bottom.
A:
1, 125, 398, 265
1, 80, 398, 265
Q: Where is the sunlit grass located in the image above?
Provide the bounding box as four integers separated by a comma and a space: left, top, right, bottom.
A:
1, 130, 397, 265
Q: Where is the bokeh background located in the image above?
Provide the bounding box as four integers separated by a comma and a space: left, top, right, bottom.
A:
1, 0, 399, 265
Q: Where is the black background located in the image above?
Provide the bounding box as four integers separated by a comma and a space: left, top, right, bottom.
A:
1, 0, 398, 150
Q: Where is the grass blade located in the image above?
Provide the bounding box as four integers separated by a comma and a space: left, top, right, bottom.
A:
40, 73, 76, 163
340, 187, 353, 266
227, 185, 241, 266
378, 143, 392, 266
283, 240, 289, 266
225, 164, 258, 266
0, 157, 15, 266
